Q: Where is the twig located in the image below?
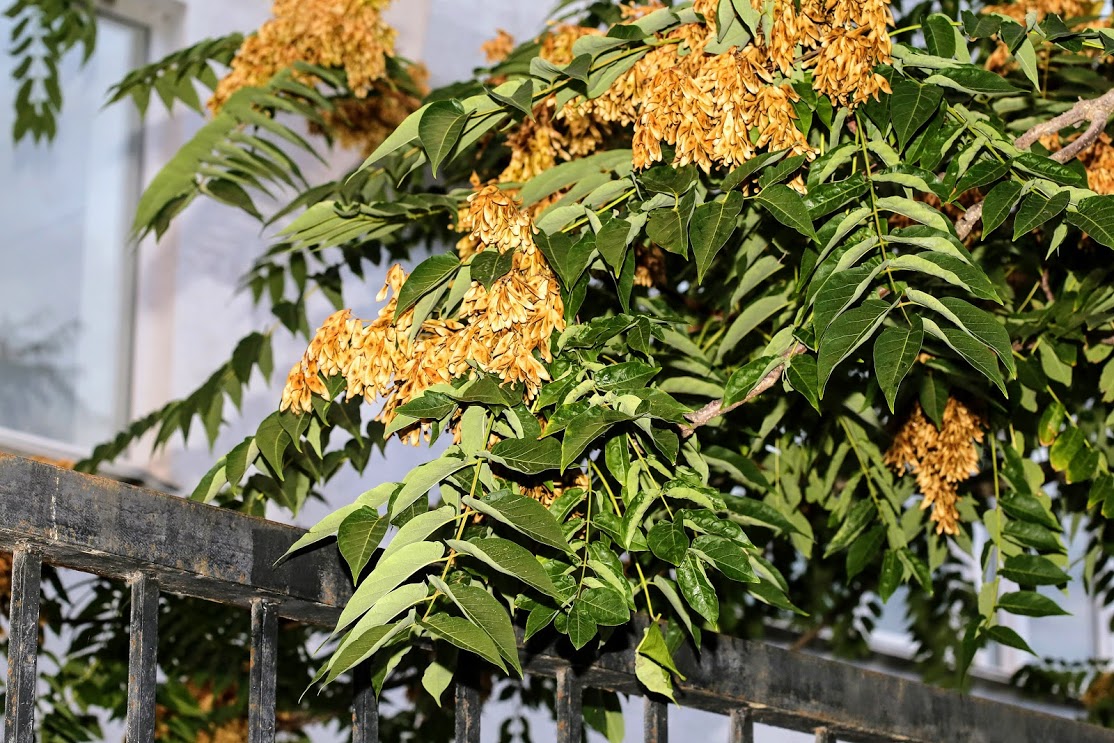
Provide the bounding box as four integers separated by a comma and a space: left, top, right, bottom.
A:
681, 343, 807, 438
955, 88, 1114, 241
1040, 268, 1055, 303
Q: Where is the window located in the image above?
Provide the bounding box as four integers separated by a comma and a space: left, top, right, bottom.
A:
0, 11, 148, 451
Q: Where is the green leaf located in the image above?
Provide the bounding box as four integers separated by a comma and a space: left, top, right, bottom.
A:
595, 361, 661, 391
422, 659, 455, 705
566, 604, 598, 650
535, 230, 595, 288
580, 586, 631, 626
817, 299, 893, 394
985, 625, 1035, 654
395, 254, 460, 318
721, 149, 788, 191
926, 67, 1020, 95
1067, 195, 1114, 249
255, 412, 291, 479
490, 437, 563, 475
391, 457, 473, 519
755, 184, 816, 240
690, 535, 757, 583
382, 505, 457, 562
634, 653, 676, 701
823, 499, 877, 558
333, 541, 445, 633
560, 408, 632, 470
980, 180, 1022, 237
1013, 153, 1087, 188
447, 537, 564, 599
888, 252, 1000, 302
1003, 520, 1065, 553
421, 614, 506, 671
396, 391, 458, 420
1012, 190, 1069, 240
923, 13, 957, 57
470, 249, 515, 289
878, 550, 903, 602
890, 79, 943, 149
637, 622, 684, 677
621, 490, 658, 550
953, 159, 1011, 197
997, 591, 1070, 617
785, 354, 820, 412
722, 355, 777, 407
419, 99, 468, 176
690, 192, 744, 283
804, 174, 868, 219
463, 489, 573, 553
1000, 555, 1070, 586
923, 319, 1007, 396
647, 520, 690, 565
677, 552, 719, 627
873, 318, 924, 412
337, 507, 388, 578
646, 191, 697, 255
430, 578, 522, 675
937, 296, 1015, 376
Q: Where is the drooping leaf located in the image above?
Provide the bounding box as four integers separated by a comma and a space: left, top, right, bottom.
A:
755, 184, 816, 239
463, 489, 573, 553
873, 318, 924, 412
447, 537, 564, 598
421, 614, 507, 671
337, 507, 389, 579
395, 254, 461, 318
419, 99, 469, 176
690, 192, 744, 283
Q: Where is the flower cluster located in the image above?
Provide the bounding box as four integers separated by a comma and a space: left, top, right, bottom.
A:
884, 398, 985, 535
1042, 132, 1114, 195
281, 187, 564, 442
490, 0, 891, 180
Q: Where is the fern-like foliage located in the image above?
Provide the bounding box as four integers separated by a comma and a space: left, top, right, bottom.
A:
132, 62, 345, 239
4, 0, 95, 142
106, 33, 243, 118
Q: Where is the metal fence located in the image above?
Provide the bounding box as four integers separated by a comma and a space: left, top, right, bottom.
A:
1, 453, 1111, 743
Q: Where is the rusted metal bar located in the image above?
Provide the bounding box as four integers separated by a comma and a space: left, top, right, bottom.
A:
248, 599, 278, 743
645, 698, 668, 743
353, 660, 379, 743
816, 728, 837, 743
555, 666, 582, 743
0, 454, 350, 626
729, 708, 754, 743
126, 573, 160, 742
3, 547, 41, 743
454, 677, 482, 743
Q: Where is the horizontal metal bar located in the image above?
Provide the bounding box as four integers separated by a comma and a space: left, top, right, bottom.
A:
519, 621, 1114, 743
0, 454, 350, 625
126, 574, 160, 742
3, 548, 42, 743
249, 600, 279, 743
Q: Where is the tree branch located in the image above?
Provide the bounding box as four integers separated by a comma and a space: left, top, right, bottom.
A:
955, 88, 1114, 241
681, 343, 807, 438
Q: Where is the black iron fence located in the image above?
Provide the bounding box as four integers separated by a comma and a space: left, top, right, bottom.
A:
1, 453, 1111, 743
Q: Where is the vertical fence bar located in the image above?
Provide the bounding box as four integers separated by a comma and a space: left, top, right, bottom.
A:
729, 708, 754, 743
126, 574, 160, 742
454, 677, 481, 743
353, 660, 379, 743
248, 599, 278, 743
555, 666, 582, 743
815, 728, 836, 743
4, 548, 42, 743
644, 698, 668, 743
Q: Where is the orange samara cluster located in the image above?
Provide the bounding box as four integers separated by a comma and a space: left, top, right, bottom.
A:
490, 0, 892, 182
281, 186, 564, 442
884, 398, 986, 536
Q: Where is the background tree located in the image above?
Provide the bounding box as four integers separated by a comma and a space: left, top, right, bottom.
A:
7, 0, 1114, 738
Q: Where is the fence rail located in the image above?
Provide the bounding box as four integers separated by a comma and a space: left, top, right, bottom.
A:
1, 453, 1111, 743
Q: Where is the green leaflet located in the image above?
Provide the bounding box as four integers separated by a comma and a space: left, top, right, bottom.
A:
390, 457, 473, 519
333, 541, 445, 634
447, 537, 564, 599
873, 318, 924, 412
690, 192, 744, 283
428, 577, 522, 675
462, 489, 573, 553
395, 254, 461, 318
817, 299, 893, 394
1067, 195, 1114, 249
755, 184, 816, 239
890, 79, 943, 149
421, 614, 507, 671
337, 507, 388, 579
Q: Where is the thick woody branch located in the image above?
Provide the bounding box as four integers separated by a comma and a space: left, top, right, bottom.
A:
681, 343, 807, 438
955, 88, 1114, 241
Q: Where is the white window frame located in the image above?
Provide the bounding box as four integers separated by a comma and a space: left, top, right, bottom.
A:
0, 0, 183, 486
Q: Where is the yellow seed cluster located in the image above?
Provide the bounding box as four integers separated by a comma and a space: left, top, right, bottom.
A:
884, 398, 985, 536
983, 0, 1100, 21
1041, 132, 1114, 195
521, 471, 591, 508
209, 0, 397, 113
281, 188, 564, 441
493, 0, 891, 180
482, 29, 516, 64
